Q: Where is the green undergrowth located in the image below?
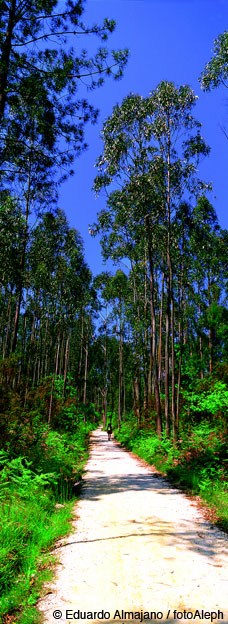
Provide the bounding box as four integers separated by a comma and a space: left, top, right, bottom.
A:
0, 374, 99, 624
0, 495, 74, 624
114, 417, 228, 532
0, 429, 90, 624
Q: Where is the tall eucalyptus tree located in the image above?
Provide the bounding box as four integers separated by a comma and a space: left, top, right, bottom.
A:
93, 82, 210, 437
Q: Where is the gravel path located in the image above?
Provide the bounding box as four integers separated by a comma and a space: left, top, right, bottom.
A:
38, 428, 228, 624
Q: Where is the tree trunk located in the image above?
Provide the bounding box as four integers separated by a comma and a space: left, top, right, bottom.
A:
11, 146, 32, 352
165, 115, 171, 438
63, 334, 70, 398
78, 313, 84, 399
0, 0, 16, 121
118, 310, 124, 430
158, 270, 164, 390
59, 331, 65, 376
134, 375, 141, 428
176, 264, 184, 434
198, 282, 204, 380
123, 374, 126, 423
103, 306, 108, 429
130, 259, 142, 427
37, 356, 41, 386
2, 288, 12, 358
143, 249, 148, 416
83, 331, 88, 423
208, 270, 212, 374
41, 305, 49, 379
170, 265, 176, 441
48, 337, 60, 426
32, 356, 37, 387
146, 218, 162, 438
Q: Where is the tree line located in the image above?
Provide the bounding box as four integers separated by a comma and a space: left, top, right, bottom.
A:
0, 0, 128, 423
0, 3, 228, 440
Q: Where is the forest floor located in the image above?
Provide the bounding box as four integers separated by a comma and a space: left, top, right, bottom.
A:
38, 428, 228, 624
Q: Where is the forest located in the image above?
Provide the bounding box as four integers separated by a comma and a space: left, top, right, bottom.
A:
0, 1, 228, 622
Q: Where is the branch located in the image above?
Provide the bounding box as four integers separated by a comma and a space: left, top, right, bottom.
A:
219, 123, 228, 140
12, 27, 108, 47
11, 50, 120, 80
69, 62, 118, 79
20, 10, 81, 21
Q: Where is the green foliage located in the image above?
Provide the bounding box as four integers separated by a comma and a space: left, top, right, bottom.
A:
200, 31, 228, 91
0, 494, 74, 621
115, 422, 180, 471
0, 0, 128, 183
113, 416, 138, 445
0, 422, 91, 621
0, 372, 96, 623
183, 381, 228, 416
0, 452, 57, 501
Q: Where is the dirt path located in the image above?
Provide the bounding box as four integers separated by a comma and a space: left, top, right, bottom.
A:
38, 428, 228, 624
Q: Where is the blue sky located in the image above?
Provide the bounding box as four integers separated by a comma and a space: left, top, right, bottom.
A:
58, 0, 228, 275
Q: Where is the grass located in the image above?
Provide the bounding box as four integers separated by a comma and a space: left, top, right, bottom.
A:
0, 490, 75, 624
0, 422, 94, 624
0, 372, 100, 623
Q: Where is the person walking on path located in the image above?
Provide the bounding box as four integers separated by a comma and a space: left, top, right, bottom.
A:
107, 422, 112, 440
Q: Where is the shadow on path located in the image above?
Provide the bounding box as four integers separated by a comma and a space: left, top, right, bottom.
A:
53, 522, 221, 560
81, 472, 181, 499
67, 430, 226, 562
